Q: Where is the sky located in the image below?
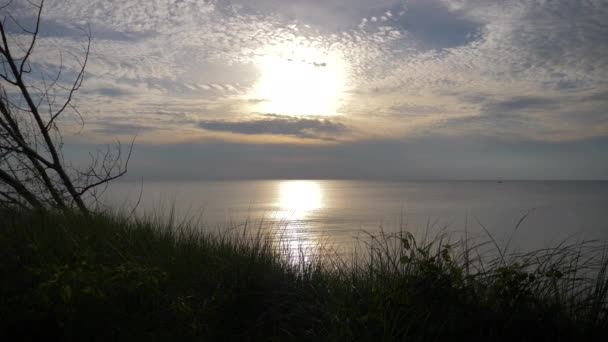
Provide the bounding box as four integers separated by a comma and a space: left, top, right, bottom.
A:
5, 0, 608, 180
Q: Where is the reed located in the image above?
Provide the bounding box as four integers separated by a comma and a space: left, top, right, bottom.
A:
1, 209, 606, 341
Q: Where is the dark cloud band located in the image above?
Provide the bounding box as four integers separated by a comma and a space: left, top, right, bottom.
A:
199, 115, 349, 139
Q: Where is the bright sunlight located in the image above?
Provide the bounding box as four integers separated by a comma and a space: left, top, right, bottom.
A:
278, 180, 323, 219
253, 44, 347, 116
276, 180, 324, 264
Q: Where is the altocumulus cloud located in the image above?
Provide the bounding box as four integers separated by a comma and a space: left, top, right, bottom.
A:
199, 114, 349, 140
6, 0, 608, 179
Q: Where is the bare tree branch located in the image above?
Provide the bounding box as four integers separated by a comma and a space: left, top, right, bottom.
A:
0, 168, 42, 209
46, 32, 89, 131
18, 2, 43, 73
0, 0, 133, 214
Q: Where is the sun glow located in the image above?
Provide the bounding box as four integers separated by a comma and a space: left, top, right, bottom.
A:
253, 44, 347, 116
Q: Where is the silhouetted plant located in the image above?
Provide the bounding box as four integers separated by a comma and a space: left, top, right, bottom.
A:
0, 0, 131, 214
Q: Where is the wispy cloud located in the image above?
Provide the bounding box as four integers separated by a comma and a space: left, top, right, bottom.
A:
92, 122, 158, 135
199, 114, 349, 140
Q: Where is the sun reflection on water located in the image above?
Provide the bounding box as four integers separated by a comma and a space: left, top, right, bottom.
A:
279, 180, 323, 219
275, 180, 324, 263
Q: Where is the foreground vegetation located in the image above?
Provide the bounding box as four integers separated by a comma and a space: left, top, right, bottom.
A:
1, 210, 607, 341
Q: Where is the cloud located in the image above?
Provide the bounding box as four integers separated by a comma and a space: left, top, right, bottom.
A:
83, 87, 134, 97
92, 122, 158, 135
395, 0, 482, 50
437, 91, 608, 141
15, 0, 602, 180
199, 114, 349, 140
247, 98, 270, 104
3, 0, 607, 149
484, 96, 559, 114
70, 135, 608, 181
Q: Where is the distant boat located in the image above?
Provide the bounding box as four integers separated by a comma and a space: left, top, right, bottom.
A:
496, 180, 504, 183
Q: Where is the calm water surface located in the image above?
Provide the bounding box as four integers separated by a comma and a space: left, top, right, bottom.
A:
103, 180, 608, 257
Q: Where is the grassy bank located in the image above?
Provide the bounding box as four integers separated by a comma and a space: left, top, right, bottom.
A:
1, 209, 607, 341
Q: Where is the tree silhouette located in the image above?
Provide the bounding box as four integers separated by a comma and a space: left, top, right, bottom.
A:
0, 0, 132, 214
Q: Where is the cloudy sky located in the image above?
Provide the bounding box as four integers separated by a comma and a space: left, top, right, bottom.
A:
6, 0, 608, 180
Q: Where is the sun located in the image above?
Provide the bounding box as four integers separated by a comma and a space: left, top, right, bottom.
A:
252, 44, 347, 116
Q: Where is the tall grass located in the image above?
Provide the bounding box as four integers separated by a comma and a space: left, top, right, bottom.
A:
1, 209, 607, 341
